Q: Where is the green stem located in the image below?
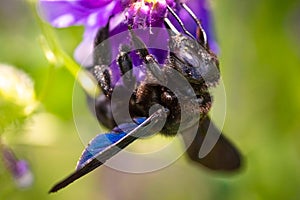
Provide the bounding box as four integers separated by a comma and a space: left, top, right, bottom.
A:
27, 0, 100, 98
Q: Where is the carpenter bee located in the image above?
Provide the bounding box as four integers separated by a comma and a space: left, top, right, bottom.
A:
49, 4, 241, 193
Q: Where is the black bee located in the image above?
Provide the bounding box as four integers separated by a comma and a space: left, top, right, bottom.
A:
49, 4, 241, 193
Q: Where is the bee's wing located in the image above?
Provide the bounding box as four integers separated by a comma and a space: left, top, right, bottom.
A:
49, 108, 169, 193
182, 116, 242, 171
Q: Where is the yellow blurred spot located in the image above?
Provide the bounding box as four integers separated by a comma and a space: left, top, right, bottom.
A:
39, 36, 59, 65
0, 64, 38, 117
20, 113, 60, 146
144, 0, 158, 3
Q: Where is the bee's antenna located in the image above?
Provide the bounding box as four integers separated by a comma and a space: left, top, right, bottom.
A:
180, 3, 208, 47
166, 5, 195, 39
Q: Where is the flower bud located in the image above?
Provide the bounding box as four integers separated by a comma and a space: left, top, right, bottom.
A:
0, 64, 38, 132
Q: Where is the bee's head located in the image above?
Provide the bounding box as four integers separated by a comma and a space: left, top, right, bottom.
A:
169, 34, 220, 86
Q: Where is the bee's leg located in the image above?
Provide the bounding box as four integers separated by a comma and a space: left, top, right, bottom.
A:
116, 44, 135, 86
128, 28, 165, 83
94, 16, 113, 65
91, 45, 137, 130
93, 17, 113, 98
180, 3, 208, 48
93, 64, 112, 98
92, 46, 136, 130
86, 93, 116, 129
164, 17, 180, 36
166, 5, 195, 40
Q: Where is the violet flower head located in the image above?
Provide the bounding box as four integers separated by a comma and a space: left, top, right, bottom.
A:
1, 144, 33, 188
124, 0, 174, 28
38, 0, 219, 65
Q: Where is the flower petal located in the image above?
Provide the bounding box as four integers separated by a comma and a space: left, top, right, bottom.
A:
184, 0, 219, 53
168, 0, 219, 53
38, 1, 89, 28
38, 0, 121, 28
74, 33, 94, 66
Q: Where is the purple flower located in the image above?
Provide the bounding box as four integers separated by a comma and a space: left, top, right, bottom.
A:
1, 144, 33, 188
38, 0, 123, 65
38, 0, 218, 66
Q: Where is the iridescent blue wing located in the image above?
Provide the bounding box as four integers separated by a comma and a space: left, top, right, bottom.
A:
76, 119, 144, 170
49, 108, 169, 193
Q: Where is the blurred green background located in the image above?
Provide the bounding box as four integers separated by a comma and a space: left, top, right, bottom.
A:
1, 0, 300, 199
